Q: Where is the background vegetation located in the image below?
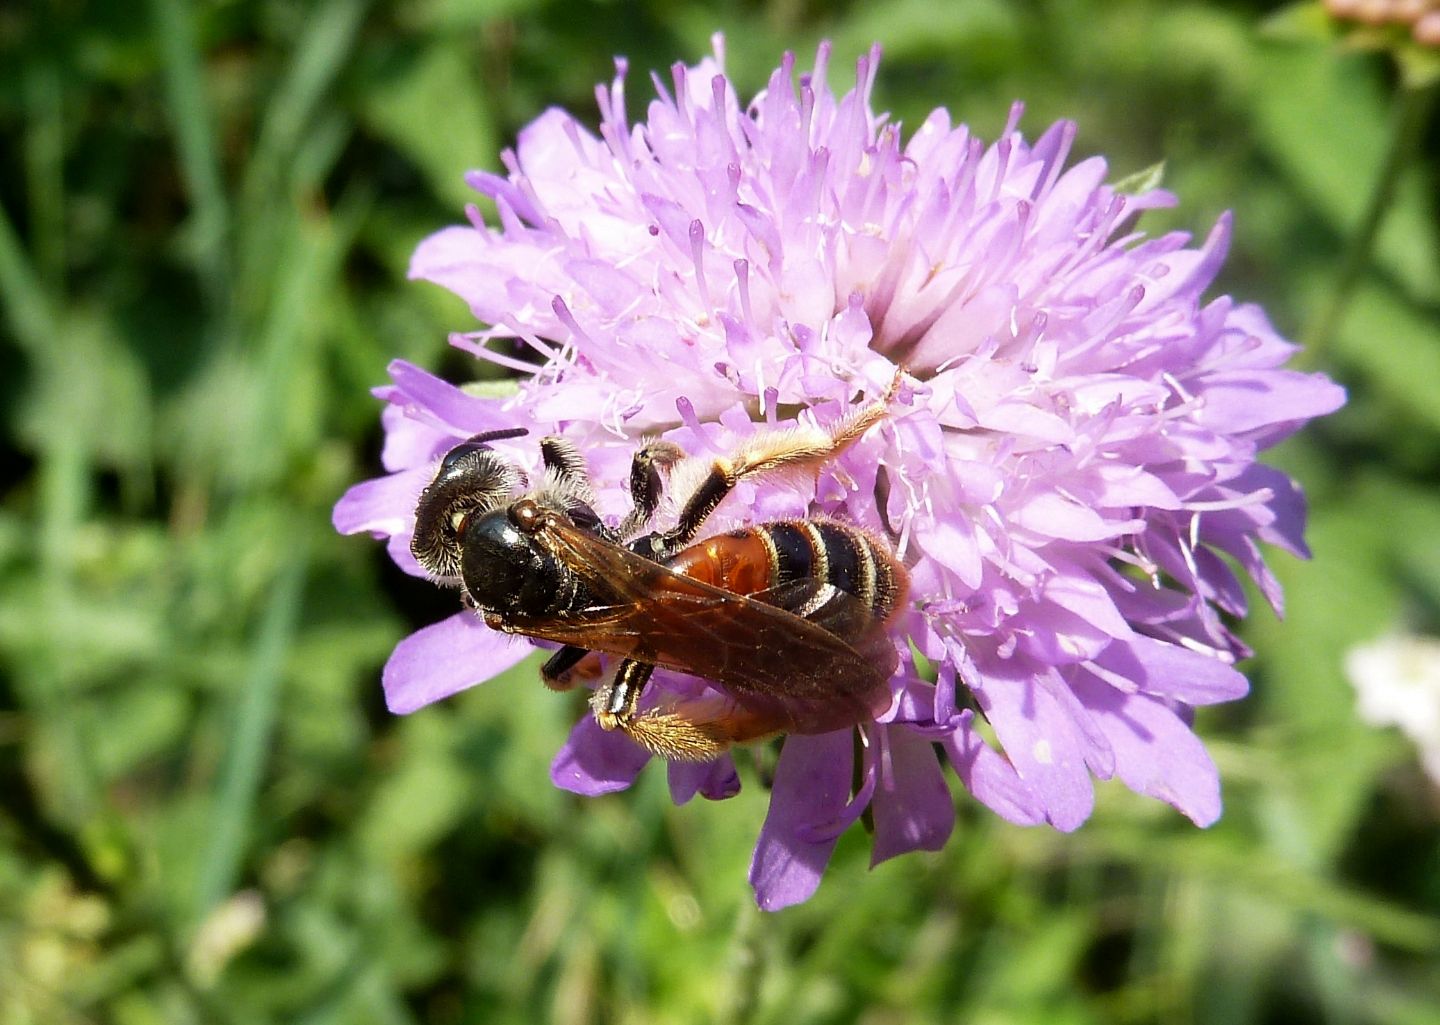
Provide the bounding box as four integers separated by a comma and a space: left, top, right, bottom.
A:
2, 1, 1438, 1022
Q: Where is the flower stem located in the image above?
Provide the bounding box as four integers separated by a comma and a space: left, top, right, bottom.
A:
718, 899, 767, 1025
1299, 77, 1437, 368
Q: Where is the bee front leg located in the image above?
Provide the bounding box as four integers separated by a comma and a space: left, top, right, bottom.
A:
616, 440, 685, 540
538, 435, 593, 494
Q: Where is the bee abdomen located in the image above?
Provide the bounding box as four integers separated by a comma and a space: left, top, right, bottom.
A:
667, 520, 906, 623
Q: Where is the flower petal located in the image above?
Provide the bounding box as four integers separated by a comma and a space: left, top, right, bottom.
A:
941, 712, 1047, 825
332, 468, 430, 538
1094, 634, 1249, 706
1071, 672, 1223, 825
967, 655, 1095, 830
381, 613, 533, 714
668, 756, 741, 804
870, 726, 955, 866
551, 715, 651, 796
749, 732, 854, 911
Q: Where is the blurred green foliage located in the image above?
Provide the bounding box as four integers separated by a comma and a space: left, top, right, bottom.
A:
2, 0, 1439, 1022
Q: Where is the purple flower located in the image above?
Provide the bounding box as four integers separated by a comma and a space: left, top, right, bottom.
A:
334, 36, 1345, 909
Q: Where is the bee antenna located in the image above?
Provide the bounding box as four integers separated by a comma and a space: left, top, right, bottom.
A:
436, 427, 529, 476
468, 426, 530, 446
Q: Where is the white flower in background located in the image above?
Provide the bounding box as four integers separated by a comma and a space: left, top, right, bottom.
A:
1346, 633, 1440, 783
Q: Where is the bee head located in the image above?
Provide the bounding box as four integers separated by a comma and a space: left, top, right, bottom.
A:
411, 428, 530, 581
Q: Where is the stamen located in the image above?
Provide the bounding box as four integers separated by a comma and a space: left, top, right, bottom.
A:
689, 219, 712, 313
551, 296, 594, 346
733, 259, 754, 328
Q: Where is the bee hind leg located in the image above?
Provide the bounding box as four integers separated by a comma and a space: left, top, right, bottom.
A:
655, 368, 905, 554
591, 659, 731, 761
590, 659, 780, 762
622, 704, 783, 762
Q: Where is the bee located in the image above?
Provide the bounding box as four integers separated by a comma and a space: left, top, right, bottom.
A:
410, 374, 909, 761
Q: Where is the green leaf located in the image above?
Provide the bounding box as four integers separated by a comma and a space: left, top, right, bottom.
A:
1331, 280, 1440, 436
362, 43, 497, 211
148, 0, 230, 295
91, 685, 189, 779
1251, 45, 1440, 302
244, 0, 367, 205
1244, 482, 1405, 862
1397, 46, 1440, 90
401, 0, 535, 32
1259, 2, 1338, 44
190, 554, 309, 930
1113, 160, 1166, 196
358, 714, 472, 861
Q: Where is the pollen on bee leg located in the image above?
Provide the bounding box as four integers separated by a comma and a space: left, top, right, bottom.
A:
622, 711, 733, 762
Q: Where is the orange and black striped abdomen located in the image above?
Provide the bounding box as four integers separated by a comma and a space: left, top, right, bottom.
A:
663, 520, 906, 624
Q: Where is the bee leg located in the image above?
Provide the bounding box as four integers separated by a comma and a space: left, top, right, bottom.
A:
655, 368, 904, 554
538, 435, 596, 503
590, 660, 729, 761
540, 439, 683, 690
591, 660, 787, 762
535, 438, 613, 681
541, 645, 598, 690
629, 701, 788, 761
616, 439, 685, 539
591, 659, 654, 735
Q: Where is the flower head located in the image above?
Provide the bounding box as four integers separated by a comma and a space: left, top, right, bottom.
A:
335, 37, 1345, 909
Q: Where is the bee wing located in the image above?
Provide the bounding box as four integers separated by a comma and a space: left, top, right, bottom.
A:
504, 519, 898, 733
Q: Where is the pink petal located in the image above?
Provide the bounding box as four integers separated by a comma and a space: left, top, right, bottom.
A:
1071, 673, 1223, 825
379, 402, 451, 472
967, 656, 1095, 830
1094, 634, 1249, 706
1011, 491, 1127, 542
748, 732, 854, 911
870, 727, 955, 866
388, 360, 515, 436
551, 715, 651, 796
668, 756, 741, 804
332, 468, 429, 537
381, 614, 534, 714
941, 713, 1046, 825
1194, 370, 1348, 437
